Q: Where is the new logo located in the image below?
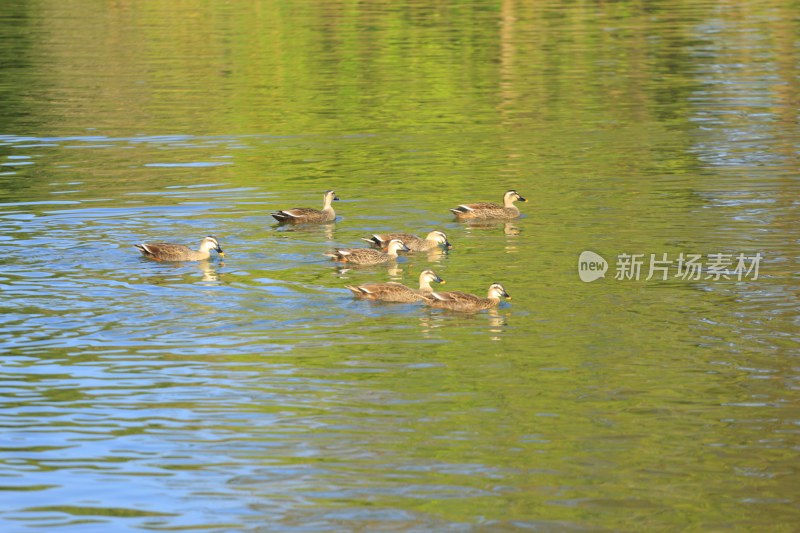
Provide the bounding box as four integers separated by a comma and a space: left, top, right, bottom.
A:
578, 251, 608, 282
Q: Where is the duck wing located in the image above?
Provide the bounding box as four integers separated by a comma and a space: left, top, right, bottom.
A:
453, 202, 501, 213
136, 242, 192, 259
426, 290, 480, 303
273, 207, 322, 219
363, 233, 420, 249
352, 282, 415, 300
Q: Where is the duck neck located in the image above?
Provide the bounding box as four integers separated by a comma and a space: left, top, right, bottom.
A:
386, 245, 402, 257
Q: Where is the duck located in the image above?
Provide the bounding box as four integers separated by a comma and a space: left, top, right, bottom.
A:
324, 239, 410, 265
422, 283, 511, 312
450, 190, 527, 220
272, 190, 339, 224
345, 269, 445, 303
135, 236, 224, 262
362, 230, 452, 252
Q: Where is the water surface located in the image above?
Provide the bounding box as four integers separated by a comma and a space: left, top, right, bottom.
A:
1, 1, 798, 531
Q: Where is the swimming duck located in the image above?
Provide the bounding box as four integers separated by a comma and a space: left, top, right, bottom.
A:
272, 190, 339, 224
363, 230, 452, 252
135, 236, 224, 262
345, 269, 445, 302
422, 283, 511, 312
450, 190, 527, 220
325, 239, 409, 265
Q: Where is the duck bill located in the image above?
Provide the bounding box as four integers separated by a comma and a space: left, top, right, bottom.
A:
437, 278, 445, 284
333, 196, 340, 201
217, 249, 225, 257
445, 241, 453, 249
518, 196, 527, 202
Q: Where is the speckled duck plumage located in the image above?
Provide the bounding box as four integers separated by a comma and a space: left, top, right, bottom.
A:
363, 230, 451, 252
272, 190, 339, 224
345, 269, 445, 303
135, 236, 224, 262
450, 190, 527, 220
422, 283, 511, 312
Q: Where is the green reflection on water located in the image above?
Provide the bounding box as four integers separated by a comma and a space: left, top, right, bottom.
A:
0, 0, 798, 531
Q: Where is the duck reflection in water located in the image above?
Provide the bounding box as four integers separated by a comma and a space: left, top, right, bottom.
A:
275, 222, 336, 242
419, 307, 509, 341
198, 260, 222, 282
423, 246, 449, 263
335, 263, 405, 277
462, 220, 520, 236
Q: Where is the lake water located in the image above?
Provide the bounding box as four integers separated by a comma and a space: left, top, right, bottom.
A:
1, 1, 798, 531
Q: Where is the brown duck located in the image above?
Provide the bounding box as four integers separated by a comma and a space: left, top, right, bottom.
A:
345, 269, 445, 302
422, 283, 511, 312
325, 239, 409, 265
135, 236, 224, 262
363, 230, 451, 252
450, 190, 527, 220
272, 190, 339, 224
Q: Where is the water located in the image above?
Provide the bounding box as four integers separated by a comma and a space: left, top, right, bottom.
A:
1, 1, 798, 531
